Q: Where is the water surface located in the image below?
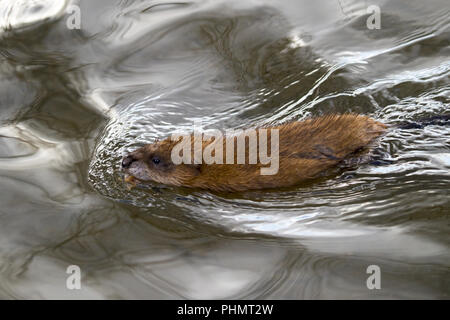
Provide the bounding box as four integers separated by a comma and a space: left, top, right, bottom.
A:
0, 0, 449, 299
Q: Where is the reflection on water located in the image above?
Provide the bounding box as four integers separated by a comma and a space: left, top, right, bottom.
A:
0, 0, 449, 299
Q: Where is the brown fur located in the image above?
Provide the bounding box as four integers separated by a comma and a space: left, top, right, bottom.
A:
122, 114, 387, 192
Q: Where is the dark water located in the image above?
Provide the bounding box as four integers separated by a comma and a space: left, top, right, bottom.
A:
0, 0, 449, 299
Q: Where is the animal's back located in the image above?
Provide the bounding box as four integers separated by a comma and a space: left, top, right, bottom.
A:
186, 114, 387, 192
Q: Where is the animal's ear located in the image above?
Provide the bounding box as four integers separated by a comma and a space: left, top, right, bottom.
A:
185, 164, 202, 176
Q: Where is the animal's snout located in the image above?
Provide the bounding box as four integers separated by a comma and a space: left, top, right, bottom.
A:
122, 155, 137, 168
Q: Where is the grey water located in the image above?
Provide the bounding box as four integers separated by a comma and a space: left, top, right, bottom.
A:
0, 0, 449, 299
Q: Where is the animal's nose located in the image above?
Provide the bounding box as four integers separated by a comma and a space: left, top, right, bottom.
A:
122, 155, 136, 168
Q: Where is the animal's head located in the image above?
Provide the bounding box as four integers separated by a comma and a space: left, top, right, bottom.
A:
121, 137, 200, 187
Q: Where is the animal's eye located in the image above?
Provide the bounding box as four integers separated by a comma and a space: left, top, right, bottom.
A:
152, 157, 160, 165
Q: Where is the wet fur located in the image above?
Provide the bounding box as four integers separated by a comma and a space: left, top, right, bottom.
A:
123, 114, 387, 192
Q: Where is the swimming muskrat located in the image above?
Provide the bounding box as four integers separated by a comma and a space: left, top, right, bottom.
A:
121, 114, 388, 192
